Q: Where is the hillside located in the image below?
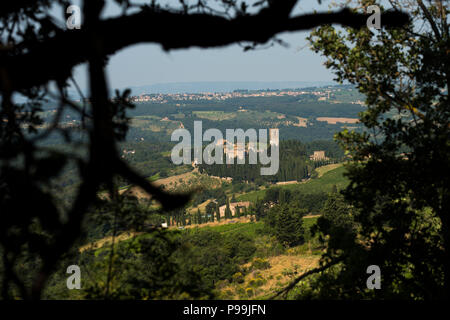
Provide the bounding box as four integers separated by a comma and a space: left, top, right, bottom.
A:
77, 215, 323, 300
237, 164, 348, 202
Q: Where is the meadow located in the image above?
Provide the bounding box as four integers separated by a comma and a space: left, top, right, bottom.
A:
237, 165, 348, 202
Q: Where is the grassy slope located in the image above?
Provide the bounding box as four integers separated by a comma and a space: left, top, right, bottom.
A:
237, 164, 348, 202
213, 216, 321, 299
80, 208, 322, 300
315, 163, 343, 177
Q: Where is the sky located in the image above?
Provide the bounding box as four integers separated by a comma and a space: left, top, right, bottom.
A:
65, 1, 338, 92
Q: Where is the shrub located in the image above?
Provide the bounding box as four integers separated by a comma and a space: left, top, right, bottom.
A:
248, 274, 266, 288
282, 268, 296, 278
232, 272, 245, 284
222, 289, 234, 299
236, 287, 246, 297
250, 258, 271, 271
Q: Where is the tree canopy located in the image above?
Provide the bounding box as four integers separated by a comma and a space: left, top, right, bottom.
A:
279, 0, 449, 300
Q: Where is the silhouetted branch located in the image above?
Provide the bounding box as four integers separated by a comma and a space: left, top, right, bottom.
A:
115, 159, 191, 211
0, 8, 410, 92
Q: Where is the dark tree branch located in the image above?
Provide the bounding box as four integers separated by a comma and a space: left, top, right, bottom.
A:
417, 0, 442, 41
0, 8, 410, 92
115, 158, 191, 211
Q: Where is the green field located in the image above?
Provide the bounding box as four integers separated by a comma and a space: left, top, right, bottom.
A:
303, 215, 319, 230
188, 215, 319, 237
193, 110, 236, 120
237, 165, 348, 202
193, 221, 265, 238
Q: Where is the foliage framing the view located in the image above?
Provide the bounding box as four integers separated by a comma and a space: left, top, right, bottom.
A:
298, 0, 449, 299
0, 0, 409, 299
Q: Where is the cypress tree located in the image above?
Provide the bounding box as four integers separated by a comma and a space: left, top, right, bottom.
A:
235, 206, 241, 218
196, 208, 202, 225
275, 205, 305, 247
216, 202, 221, 222
225, 197, 232, 219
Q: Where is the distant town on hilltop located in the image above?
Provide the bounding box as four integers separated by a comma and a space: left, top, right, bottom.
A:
73, 84, 365, 106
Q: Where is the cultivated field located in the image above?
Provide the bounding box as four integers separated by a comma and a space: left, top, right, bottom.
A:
293, 116, 308, 127
315, 163, 343, 177
193, 110, 236, 121
316, 117, 359, 124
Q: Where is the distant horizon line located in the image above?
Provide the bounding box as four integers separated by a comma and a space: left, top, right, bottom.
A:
60, 80, 351, 100
117, 80, 343, 95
